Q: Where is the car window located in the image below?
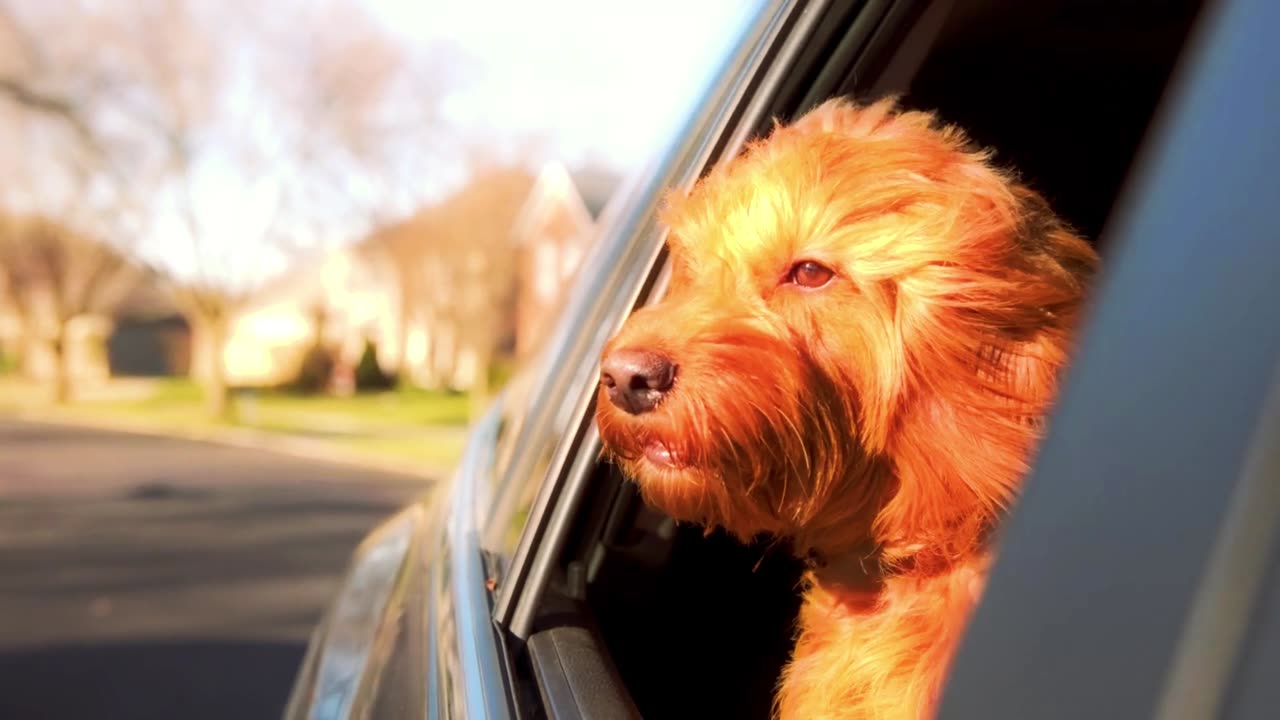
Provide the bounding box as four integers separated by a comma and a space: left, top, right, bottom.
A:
478, 1, 773, 574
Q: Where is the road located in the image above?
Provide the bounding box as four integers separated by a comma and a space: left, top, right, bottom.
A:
0, 419, 433, 720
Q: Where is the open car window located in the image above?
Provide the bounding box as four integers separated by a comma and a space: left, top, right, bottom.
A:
478, 1, 773, 585
488, 0, 1228, 712
498, 0, 1215, 719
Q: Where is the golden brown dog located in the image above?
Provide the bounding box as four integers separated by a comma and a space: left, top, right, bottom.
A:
595, 96, 1099, 719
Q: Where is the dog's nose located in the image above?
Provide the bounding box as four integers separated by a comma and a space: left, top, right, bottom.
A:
600, 349, 676, 414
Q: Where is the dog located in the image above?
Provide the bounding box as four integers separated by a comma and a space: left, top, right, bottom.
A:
594, 96, 1099, 719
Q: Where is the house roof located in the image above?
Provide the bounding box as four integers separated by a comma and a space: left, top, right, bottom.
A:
571, 163, 624, 218
113, 269, 185, 320
510, 161, 597, 248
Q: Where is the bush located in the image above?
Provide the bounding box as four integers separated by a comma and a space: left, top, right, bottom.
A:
354, 340, 396, 392
290, 343, 336, 395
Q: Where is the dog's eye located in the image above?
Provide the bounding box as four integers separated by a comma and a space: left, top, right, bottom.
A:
787, 260, 835, 288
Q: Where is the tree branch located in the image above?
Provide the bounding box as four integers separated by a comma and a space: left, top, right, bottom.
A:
0, 75, 99, 150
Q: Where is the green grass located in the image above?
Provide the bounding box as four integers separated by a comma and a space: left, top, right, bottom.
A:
52, 377, 471, 428
0, 350, 18, 376
0, 376, 472, 474
239, 385, 472, 427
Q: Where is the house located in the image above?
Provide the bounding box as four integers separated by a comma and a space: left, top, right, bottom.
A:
0, 224, 164, 385
214, 160, 619, 392
509, 162, 602, 361
218, 245, 400, 388
106, 272, 191, 377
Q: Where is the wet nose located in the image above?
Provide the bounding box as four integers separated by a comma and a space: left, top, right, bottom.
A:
600, 349, 677, 415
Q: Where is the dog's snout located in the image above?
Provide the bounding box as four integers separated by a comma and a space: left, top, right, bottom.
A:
600, 349, 676, 414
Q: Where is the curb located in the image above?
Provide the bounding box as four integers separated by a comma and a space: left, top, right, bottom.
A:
3, 411, 451, 481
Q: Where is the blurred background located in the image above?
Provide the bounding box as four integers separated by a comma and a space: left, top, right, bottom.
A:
0, 0, 757, 717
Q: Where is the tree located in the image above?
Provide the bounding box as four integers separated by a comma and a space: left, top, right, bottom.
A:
361, 163, 536, 409
0, 0, 457, 416
0, 213, 139, 401
0, 3, 147, 404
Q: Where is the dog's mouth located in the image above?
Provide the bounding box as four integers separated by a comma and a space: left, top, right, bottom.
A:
642, 440, 682, 469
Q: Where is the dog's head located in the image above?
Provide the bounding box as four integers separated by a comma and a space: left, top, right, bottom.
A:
595, 97, 1098, 560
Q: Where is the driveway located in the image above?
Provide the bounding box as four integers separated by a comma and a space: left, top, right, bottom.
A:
0, 419, 432, 720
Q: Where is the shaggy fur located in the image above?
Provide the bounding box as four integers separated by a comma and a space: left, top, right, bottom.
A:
595, 96, 1099, 719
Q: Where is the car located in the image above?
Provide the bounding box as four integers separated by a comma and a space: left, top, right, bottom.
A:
282, 0, 1280, 718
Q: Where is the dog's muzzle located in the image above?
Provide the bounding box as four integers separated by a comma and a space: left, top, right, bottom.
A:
599, 349, 676, 415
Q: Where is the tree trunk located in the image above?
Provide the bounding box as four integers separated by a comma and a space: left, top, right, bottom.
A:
11, 331, 36, 379
469, 347, 492, 421
434, 319, 457, 392
205, 352, 230, 419
394, 291, 413, 389
50, 326, 71, 404
195, 314, 232, 420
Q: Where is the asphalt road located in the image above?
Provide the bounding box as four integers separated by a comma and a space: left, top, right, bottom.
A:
0, 419, 432, 720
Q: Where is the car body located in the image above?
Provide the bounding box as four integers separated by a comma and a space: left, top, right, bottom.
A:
284, 0, 1280, 718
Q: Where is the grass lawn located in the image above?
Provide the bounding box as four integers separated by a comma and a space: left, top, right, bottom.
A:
236, 385, 473, 429
0, 376, 475, 475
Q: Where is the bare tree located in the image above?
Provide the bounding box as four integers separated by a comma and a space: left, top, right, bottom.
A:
356, 216, 432, 387
151, 0, 458, 416
361, 163, 535, 407
0, 213, 139, 401
440, 165, 536, 407
0, 4, 98, 149
0, 4, 149, 401
1, 0, 457, 416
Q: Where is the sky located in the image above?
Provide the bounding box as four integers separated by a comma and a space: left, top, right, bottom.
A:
360, 0, 766, 172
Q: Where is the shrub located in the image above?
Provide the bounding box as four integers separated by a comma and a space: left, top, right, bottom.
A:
354, 340, 396, 392
290, 343, 336, 395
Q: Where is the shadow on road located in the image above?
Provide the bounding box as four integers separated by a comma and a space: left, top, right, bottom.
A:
0, 640, 307, 720
0, 419, 435, 719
